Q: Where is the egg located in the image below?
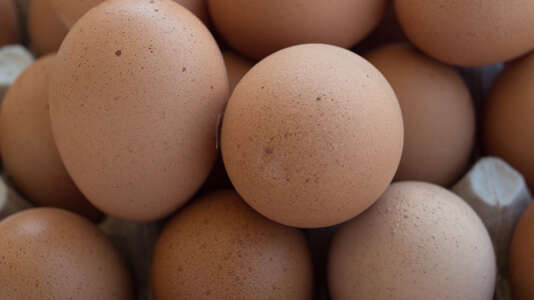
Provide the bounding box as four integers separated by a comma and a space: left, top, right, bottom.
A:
208, 0, 387, 60
49, 0, 228, 221
366, 43, 475, 186
221, 44, 403, 228
0, 208, 133, 300
483, 51, 534, 190
28, 0, 69, 56
151, 190, 314, 300
50, 0, 210, 28
395, 0, 534, 66
0, 55, 101, 221
328, 181, 496, 300
223, 50, 255, 93
509, 201, 534, 299
0, 0, 21, 47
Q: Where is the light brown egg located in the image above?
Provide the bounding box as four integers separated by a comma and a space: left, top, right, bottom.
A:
483, 51, 534, 190
28, 0, 69, 56
0, 0, 21, 47
151, 190, 314, 300
49, 0, 228, 221
50, 0, 210, 28
208, 0, 387, 60
395, 0, 534, 66
366, 43, 475, 186
510, 201, 534, 299
221, 44, 403, 228
329, 181, 496, 300
0, 208, 133, 300
0, 55, 101, 221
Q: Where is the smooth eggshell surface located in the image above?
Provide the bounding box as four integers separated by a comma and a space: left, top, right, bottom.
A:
50, 0, 210, 28
328, 181, 496, 300
208, 0, 387, 60
0, 208, 133, 300
151, 190, 314, 300
0, 0, 21, 47
49, 0, 228, 221
510, 202, 534, 300
28, 0, 69, 56
366, 43, 475, 186
221, 44, 404, 228
0, 55, 101, 221
395, 0, 534, 66
223, 50, 254, 93
483, 51, 534, 191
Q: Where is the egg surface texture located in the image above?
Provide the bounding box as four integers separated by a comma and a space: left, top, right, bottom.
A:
510, 202, 534, 300
395, 0, 534, 66
366, 43, 475, 186
0, 208, 133, 300
208, 0, 387, 60
483, 51, 534, 190
49, 0, 228, 221
151, 190, 314, 300
328, 181, 496, 300
221, 44, 403, 228
0, 55, 101, 221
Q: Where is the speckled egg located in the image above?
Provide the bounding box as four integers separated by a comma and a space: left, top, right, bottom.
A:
328, 181, 496, 300
0, 208, 133, 300
208, 0, 387, 60
483, 51, 534, 190
223, 50, 254, 93
0, 55, 101, 221
151, 190, 314, 300
395, 0, 534, 66
49, 0, 228, 221
28, 0, 69, 56
366, 43, 475, 186
221, 44, 404, 228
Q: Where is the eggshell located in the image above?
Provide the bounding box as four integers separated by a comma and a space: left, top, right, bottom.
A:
208, 0, 387, 60
483, 51, 534, 190
49, 0, 228, 221
510, 201, 534, 300
223, 50, 254, 93
0, 0, 21, 47
328, 181, 496, 300
0, 208, 133, 300
50, 0, 210, 28
28, 0, 69, 56
0, 55, 101, 221
221, 44, 403, 228
366, 43, 475, 186
151, 190, 314, 300
395, 0, 534, 66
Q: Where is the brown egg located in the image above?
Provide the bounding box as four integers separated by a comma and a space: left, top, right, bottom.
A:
395, 0, 534, 66
483, 51, 534, 190
0, 0, 21, 47
366, 43, 475, 186
50, 0, 210, 28
510, 201, 534, 299
329, 181, 496, 300
0, 208, 133, 300
28, 0, 69, 56
151, 190, 314, 300
223, 50, 254, 93
0, 55, 101, 221
208, 0, 387, 60
221, 44, 403, 228
49, 0, 228, 221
